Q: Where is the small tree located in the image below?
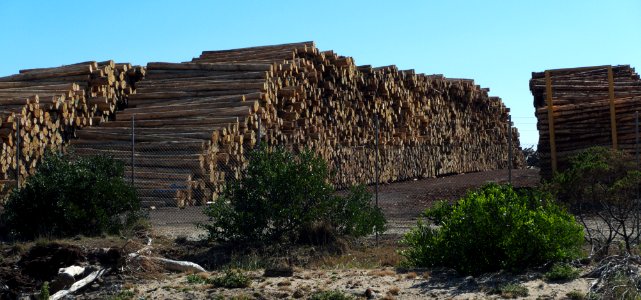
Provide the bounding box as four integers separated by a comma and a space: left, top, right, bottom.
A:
548, 146, 641, 258
400, 184, 583, 275
1, 151, 140, 239
202, 147, 386, 245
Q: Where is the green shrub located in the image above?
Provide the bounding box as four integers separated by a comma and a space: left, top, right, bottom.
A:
208, 269, 251, 288
496, 283, 529, 298
1, 151, 140, 239
566, 290, 586, 300
38, 281, 50, 300
400, 184, 583, 275
330, 184, 386, 237
110, 289, 135, 300
186, 273, 207, 284
309, 290, 355, 300
202, 147, 385, 245
544, 263, 580, 282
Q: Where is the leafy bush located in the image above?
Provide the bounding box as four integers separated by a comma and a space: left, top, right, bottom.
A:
186, 273, 208, 284
496, 283, 529, 298
330, 184, 386, 237
548, 146, 641, 257
110, 289, 136, 300
208, 269, 251, 288
38, 281, 50, 300
309, 290, 355, 300
566, 290, 586, 300
400, 184, 583, 275
544, 263, 580, 282
1, 151, 140, 239
202, 147, 385, 245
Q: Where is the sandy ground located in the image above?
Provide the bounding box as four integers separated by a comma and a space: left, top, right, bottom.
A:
126, 267, 592, 299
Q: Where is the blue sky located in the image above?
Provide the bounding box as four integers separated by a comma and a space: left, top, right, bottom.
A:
1, 1, 640, 148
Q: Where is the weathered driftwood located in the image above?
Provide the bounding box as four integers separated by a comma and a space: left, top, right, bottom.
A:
50, 268, 108, 300
127, 252, 207, 273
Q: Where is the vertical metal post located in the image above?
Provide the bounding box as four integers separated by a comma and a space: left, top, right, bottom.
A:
607, 66, 618, 150
131, 114, 135, 185
257, 115, 262, 149
634, 110, 639, 171
375, 115, 380, 245
16, 118, 20, 189
634, 110, 641, 242
508, 115, 513, 185
545, 71, 558, 173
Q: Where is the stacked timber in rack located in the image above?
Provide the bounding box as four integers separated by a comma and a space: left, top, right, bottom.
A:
68, 42, 523, 207
531, 65, 641, 178
0, 61, 144, 189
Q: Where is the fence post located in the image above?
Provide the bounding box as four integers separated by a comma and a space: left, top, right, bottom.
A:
634, 110, 641, 242
508, 115, 513, 185
375, 115, 380, 245
634, 110, 639, 171
16, 117, 20, 189
257, 115, 261, 149
131, 114, 135, 186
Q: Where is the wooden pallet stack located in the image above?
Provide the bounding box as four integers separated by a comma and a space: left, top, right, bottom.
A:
531, 65, 641, 177
66, 41, 523, 207
0, 61, 144, 188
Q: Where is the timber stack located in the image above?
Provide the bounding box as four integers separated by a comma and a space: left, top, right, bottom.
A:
531, 65, 641, 178
0, 61, 144, 190
68, 42, 523, 207
3, 42, 523, 207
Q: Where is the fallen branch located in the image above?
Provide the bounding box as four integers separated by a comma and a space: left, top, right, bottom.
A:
49, 265, 87, 293
50, 268, 108, 300
127, 253, 206, 273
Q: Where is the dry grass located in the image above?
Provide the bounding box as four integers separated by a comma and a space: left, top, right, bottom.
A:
309, 242, 400, 269
299, 285, 312, 292
125, 255, 165, 279
277, 280, 292, 286
422, 271, 431, 280
368, 269, 397, 277
277, 286, 292, 292
388, 286, 400, 295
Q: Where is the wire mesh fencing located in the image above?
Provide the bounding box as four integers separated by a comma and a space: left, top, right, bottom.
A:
4, 113, 517, 237
56, 118, 385, 235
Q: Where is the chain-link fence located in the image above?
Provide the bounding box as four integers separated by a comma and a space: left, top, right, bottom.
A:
2, 112, 519, 239
69, 117, 382, 238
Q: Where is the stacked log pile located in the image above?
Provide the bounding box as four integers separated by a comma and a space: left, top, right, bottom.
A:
0, 61, 144, 189
194, 42, 524, 191
531, 65, 641, 177
68, 42, 523, 207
